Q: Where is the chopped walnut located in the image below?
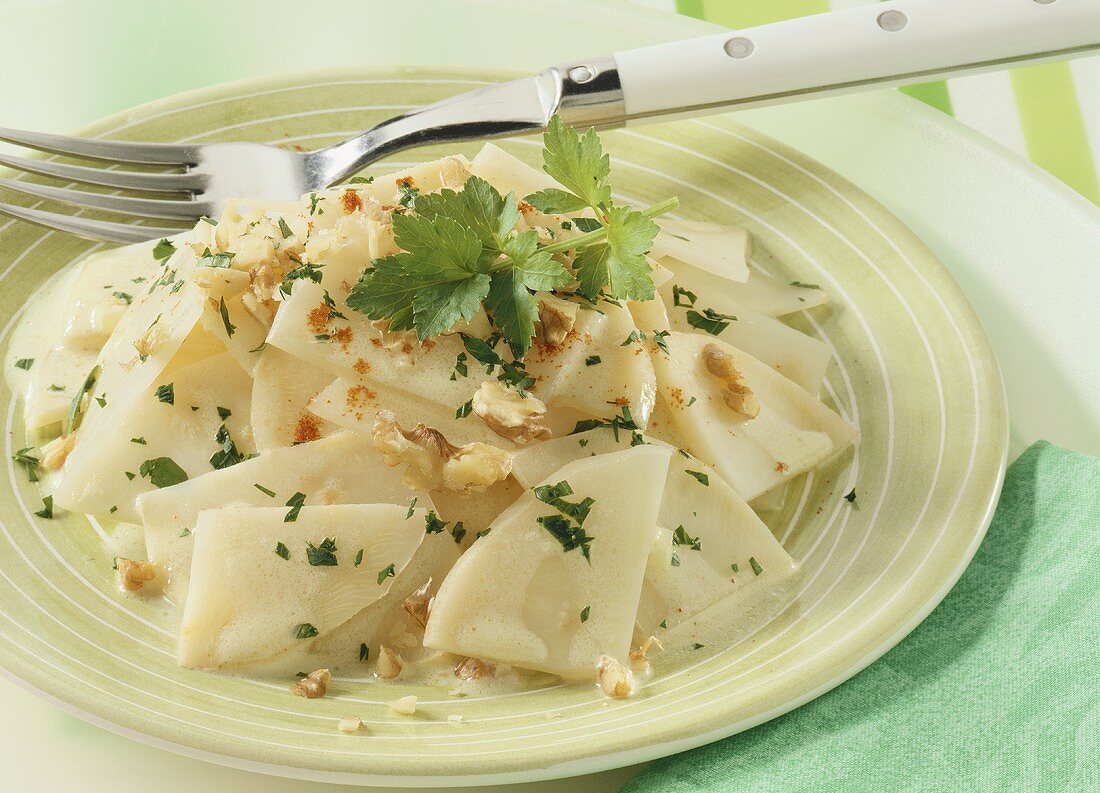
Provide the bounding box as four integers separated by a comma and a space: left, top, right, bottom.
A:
369, 319, 419, 353
701, 343, 760, 419
596, 654, 635, 699
291, 668, 331, 699
375, 644, 404, 680
39, 434, 75, 471
402, 579, 433, 628
133, 321, 171, 359
115, 558, 161, 592
628, 635, 664, 674
337, 716, 363, 733
534, 294, 578, 347
454, 656, 494, 681
387, 695, 417, 715
471, 381, 551, 444
248, 261, 282, 304
372, 411, 512, 493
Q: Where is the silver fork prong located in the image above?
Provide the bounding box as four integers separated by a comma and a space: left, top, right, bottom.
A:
0, 152, 205, 193
0, 178, 212, 220
0, 127, 198, 165
0, 202, 184, 244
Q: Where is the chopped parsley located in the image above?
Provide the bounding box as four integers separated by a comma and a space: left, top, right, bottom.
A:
451, 351, 468, 380
533, 480, 595, 526
537, 514, 594, 562
277, 218, 294, 238
585, 355, 602, 366
455, 399, 473, 419
112, 291, 133, 305
651, 330, 670, 354
670, 551, 680, 567
684, 470, 710, 486
359, 642, 370, 661
153, 239, 176, 261
12, 447, 39, 483
47, 384, 64, 392
217, 297, 236, 338
254, 483, 276, 498
685, 307, 736, 335
424, 511, 448, 534
692, 642, 705, 650
129, 436, 147, 445
95, 394, 107, 408
687, 396, 697, 406
671, 284, 697, 307
580, 605, 591, 623
155, 383, 174, 404
217, 406, 232, 421
278, 261, 324, 297
124, 471, 136, 480
178, 527, 190, 537
308, 192, 325, 215
295, 623, 319, 639
571, 405, 639, 442
844, 488, 857, 503
354, 548, 364, 567
197, 249, 235, 269
621, 329, 646, 346
249, 341, 268, 353
731, 563, 739, 574
749, 556, 763, 576
34, 495, 54, 519
138, 457, 188, 488
790, 281, 821, 290
348, 175, 375, 185
306, 537, 338, 566
406, 497, 418, 519
67, 365, 100, 434
376, 562, 396, 585
284, 492, 306, 522
275, 542, 290, 560
672, 525, 702, 551
209, 424, 243, 470
450, 522, 467, 544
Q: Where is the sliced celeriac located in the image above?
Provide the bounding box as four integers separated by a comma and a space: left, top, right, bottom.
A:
649, 218, 751, 283
468, 143, 557, 199
250, 346, 337, 451
139, 431, 430, 601
653, 332, 856, 500
53, 351, 255, 523
425, 445, 671, 678
661, 256, 828, 318
179, 504, 428, 668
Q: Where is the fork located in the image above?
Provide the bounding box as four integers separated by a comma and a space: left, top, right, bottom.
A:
2, 0, 1098, 244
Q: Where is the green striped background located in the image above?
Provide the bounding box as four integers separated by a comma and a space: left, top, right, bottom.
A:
663, 0, 1100, 203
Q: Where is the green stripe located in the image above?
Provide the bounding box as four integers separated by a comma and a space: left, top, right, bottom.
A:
700, 0, 827, 28
899, 81, 954, 115
1011, 62, 1099, 203
674, 0, 706, 19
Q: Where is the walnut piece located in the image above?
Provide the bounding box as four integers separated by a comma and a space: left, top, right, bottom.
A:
453, 656, 494, 681
375, 644, 404, 680
628, 635, 664, 674
39, 434, 75, 471
597, 654, 635, 699
291, 668, 331, 699
701, 343, 760, 419
534, 293, 578, 347
372, 410, 512, 493
132, 321, 170, 359
387, 695, 417, 715
402, 579, 433, 628
337, 716, 363, 733
471, 381, 551, 444
115, 558, 161, 592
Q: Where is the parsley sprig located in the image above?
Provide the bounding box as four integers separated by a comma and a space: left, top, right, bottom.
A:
346, 115, 677, 355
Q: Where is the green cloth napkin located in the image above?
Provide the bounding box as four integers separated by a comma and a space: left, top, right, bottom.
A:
621, 441, 1100, 792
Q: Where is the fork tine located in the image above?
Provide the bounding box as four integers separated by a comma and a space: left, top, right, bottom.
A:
0, 202, 184, 244
0, 178, 212, 220
0, 127, 197, 165
0, 152, 205, 193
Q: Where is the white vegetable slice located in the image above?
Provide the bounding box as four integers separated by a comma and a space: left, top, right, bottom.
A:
429, 476, 526, 542
306, 529, 462, 673
527, 300, 657, 428
512, 430, 795, 632
425, 445, 671, 678
53, 351, 254, 523
308, 378, 518, 450
661, 256, 828, 318
649, 218, 751, 284
658, 282, 832, 393
250, 346, 337, 451
654, 332, 856, 500
178, 504, 428, 669
198, 292, 268, 377
139, 431, 430, 602
468, 143, 557, 199
268, 281, 491, 411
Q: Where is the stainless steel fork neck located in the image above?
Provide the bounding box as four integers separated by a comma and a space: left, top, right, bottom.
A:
313, 56, 626, 186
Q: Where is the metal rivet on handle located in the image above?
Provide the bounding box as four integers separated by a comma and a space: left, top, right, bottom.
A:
568, 65, 595, 84
723, 37, 755, 59
877, 10, 908, 31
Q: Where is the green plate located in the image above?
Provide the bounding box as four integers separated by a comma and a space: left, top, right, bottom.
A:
0, 67, 1007, 786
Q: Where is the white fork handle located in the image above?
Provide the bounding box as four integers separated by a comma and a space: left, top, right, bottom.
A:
612, 0, 1100, 119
